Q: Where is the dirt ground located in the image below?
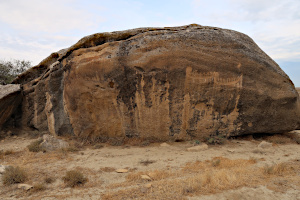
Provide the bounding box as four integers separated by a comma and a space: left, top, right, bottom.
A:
0, 130, 300, 200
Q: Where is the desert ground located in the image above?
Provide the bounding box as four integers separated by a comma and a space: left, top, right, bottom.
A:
0, 131, 300, 200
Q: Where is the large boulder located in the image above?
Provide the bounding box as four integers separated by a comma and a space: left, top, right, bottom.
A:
9, 24, 300, 141
0, 84, 22, 130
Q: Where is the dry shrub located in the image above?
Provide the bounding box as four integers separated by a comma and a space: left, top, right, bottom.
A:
263, 163, 289, 176
267, 135, 292, 144
93, 144, 104, 149
44, 176, 55, 184
0, 149, 15, 158
27, 139, 43, 152
31, 183, 46, 192
62, 170, 87, 187
126, 170, 173, 182
2, 166, 28, 185
139, 159, 156, 166
101, 167, 116, 172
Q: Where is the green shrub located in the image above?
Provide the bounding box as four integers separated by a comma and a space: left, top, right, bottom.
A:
2, 166, 28, 185
206, 135, 225, 145
62, 170, 87, 187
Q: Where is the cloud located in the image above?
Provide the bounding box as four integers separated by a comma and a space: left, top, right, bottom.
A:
0, 0, 104, 33
191, 0, 300, 62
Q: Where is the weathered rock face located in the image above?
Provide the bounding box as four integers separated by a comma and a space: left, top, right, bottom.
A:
0, 84, 22, 129
9, 24, 300, 141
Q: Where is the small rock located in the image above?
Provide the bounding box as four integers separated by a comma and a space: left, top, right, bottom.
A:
147, 172, 156, 179
141, 174, 152, 181
258, 141, 272, 149
227, 149, 235, 153
160, 143, 170, 147
0, 165, 7, 174
17, 184, 33, 191
40, 134, 69, 151
116, 169, 128, 173
13, 136, 17, 139
145, 183, 152, 188
187, 143, 208, 152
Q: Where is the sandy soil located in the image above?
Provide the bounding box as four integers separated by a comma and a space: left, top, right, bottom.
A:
0, 131, 300, 200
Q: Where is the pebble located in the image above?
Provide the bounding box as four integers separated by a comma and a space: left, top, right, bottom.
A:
116, 169, 128, 173
17, 184, 33, 191
141, 174, 152, 181
160, 143, 170, 147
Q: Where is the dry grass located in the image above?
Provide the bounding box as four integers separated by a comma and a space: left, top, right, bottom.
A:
62, 170, 88, 187
126, 170, 174, 182
102, 158, 299, 200
2, 166, 28, 185
0, 149, 15, 158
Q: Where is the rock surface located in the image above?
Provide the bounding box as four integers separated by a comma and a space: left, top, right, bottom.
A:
4, 24, 300, 141
0, 84, 22, 129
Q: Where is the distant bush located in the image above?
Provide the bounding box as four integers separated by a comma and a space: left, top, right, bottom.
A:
2, 166, 28, 185
62, 170, 87, 187
0, 59, 31, 84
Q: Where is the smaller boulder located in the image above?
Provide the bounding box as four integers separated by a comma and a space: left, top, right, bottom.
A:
0, 164, 8, 174
17, 184, 33, 191
187, 143, 209, 152
40, 134, 69, 151
258, 141, 273, 149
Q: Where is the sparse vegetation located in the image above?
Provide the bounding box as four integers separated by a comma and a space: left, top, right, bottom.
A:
103, 158, 298, 200
27, 138, 43, 152
62, 170, 88, 187
2, 166, 28, 185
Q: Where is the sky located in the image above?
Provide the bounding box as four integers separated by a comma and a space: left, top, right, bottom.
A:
0, 0, 299, 86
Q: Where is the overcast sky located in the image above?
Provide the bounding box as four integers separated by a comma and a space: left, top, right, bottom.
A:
0, 0, 299, 86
